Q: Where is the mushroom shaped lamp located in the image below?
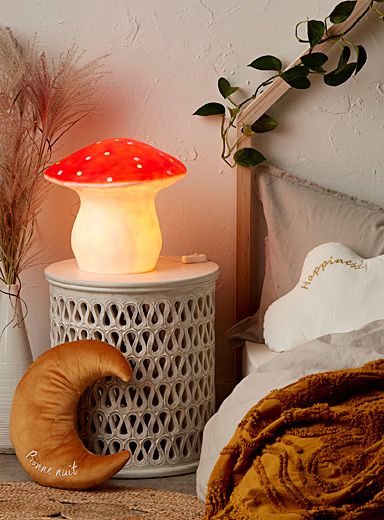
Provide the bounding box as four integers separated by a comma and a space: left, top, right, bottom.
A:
44, 138, 186, 274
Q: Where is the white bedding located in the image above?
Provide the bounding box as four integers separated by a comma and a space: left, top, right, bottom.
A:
197, 320, 384, 502
242, 341, 278, 377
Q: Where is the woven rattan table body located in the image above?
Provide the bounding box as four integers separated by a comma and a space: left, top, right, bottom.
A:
45, 257, 218, 477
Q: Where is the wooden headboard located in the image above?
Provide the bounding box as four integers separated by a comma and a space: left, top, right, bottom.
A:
235, 0, 371, 322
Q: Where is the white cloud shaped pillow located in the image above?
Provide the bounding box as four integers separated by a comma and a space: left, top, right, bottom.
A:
264, 242, 384, 352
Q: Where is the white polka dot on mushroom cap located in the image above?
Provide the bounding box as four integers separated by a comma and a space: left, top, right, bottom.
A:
127, 141, 133, 145
136, 164, 143, 169
133, 157, 140, 161
166, 170, 172, 175
106, 177, 113, 182
85, 156, 92, 161
104, 151, 110, 156
57, 170, 63, 175
76, 171, 83, 176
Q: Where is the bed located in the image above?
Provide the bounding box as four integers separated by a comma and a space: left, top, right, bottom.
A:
197, 161, 384, 516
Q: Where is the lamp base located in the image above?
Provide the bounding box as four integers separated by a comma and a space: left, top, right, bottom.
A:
71, 184, 163, 275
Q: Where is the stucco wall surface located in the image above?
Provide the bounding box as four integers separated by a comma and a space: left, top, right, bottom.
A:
1, 0, 384, 403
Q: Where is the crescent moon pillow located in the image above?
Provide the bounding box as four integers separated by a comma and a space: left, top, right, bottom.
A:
10, 340, 132, 490
264, 242, 384, 352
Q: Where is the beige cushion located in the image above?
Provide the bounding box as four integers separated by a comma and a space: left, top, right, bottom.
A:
230, 163, 384, 345
11, 340, 132, 490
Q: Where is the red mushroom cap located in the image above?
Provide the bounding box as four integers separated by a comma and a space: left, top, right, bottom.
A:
44, 138, 186, 187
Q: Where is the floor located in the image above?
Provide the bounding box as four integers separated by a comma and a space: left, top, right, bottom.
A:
0, 454, 197, 495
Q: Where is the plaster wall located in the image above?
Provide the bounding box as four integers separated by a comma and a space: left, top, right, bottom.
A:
2, 0, 384, 403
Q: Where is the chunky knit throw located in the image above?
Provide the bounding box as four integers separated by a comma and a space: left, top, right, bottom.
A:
205, 360, 384, 519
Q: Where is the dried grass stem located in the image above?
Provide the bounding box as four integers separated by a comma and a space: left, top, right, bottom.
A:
0, 27, 104, 285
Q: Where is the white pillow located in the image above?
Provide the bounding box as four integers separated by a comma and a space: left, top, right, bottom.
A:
264, 242, 384, 352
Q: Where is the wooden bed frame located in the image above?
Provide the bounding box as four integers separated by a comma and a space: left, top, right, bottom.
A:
235, 0, 372, 322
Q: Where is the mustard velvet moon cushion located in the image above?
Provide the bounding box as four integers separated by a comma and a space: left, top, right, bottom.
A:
10, 340, 132, 490
264, 242, 384, 352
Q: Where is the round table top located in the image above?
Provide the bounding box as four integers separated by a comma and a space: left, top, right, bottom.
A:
44, 256, 219, 290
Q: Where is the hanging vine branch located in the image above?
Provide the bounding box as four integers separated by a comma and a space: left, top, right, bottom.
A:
193, 0, 383, 168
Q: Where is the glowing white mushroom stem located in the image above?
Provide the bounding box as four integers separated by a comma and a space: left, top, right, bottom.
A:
70, 178, 177, 274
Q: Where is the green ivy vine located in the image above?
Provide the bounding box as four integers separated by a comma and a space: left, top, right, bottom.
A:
193, 1, 384, 168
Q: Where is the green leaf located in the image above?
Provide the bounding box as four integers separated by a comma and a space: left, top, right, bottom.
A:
248, 55, 282, 72
234, 148, 266, 167
229, 107, 240, 118
193, 102, 225, 116
301, 52, 328, 72
218, 77, 239, 99
251, 114, 279, 133
338, 46, 351, 69
241, 125, 254, 136
324, 63, 356, 86
355, 45, 367, 75
281, 65, 311, 89
329, 1, 356, 24
307, 20, 325, 47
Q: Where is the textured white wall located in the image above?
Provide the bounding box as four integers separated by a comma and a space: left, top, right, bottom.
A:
2, 0, 383, 402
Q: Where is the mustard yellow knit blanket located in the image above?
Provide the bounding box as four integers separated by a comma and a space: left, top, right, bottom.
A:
205, 360, 384, 519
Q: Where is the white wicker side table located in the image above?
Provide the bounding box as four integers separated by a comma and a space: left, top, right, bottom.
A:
44, 257, 219, 478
